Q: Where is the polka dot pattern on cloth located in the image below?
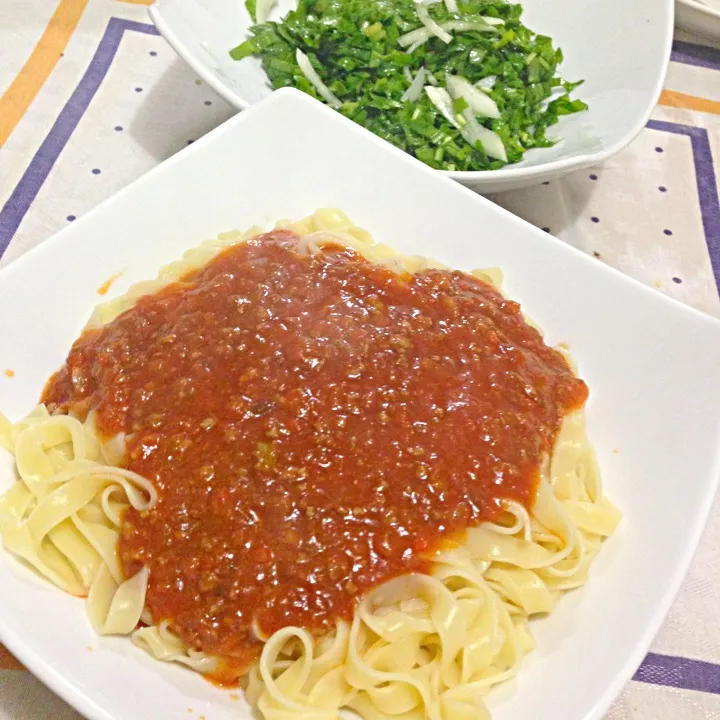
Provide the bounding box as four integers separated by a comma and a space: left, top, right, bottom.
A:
487, 127, 718, 316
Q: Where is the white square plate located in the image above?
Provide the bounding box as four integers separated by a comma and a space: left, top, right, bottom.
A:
148, 0, 674, 193
1, 89, 720, 720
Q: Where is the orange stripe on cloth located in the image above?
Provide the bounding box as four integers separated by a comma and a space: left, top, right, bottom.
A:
0, 644, 25, 671
0, 0, 88, 149
659, 89, 720, 116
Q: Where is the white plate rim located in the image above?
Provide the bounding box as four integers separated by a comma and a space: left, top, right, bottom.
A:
677, 0, 720, 19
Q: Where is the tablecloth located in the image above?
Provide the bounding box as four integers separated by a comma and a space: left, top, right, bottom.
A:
1, 1, 720, 718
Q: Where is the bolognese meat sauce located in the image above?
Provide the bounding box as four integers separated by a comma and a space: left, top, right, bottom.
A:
43, 230, 587, 678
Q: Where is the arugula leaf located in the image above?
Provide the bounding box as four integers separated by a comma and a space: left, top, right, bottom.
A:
230, 0, 587, 171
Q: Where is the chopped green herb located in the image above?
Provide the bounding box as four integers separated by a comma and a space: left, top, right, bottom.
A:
230, 0, 586, 171
245, 0, 257, 23
452, 97, 469, 114
255, 441, 277, 471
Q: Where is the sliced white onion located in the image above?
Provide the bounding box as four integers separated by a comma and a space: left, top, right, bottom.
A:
424, 86, 460, 128
399, 27, 431, 48
403, 67, 414, 83
444, 0, 458, 12
399, 19, 498, 49
416, 5, 453, 43
451, 18, 504, 28
458, 107, 507, 161
426, 71, 438, 86
254, 0, 277, 23
426, 84, 506, 160
446, 74, 500, 118
405, 39, 426, 54
402, 67, 427, 102
295, 48, 342, 109
475, 75, 497, 91
440, 74, 506, 160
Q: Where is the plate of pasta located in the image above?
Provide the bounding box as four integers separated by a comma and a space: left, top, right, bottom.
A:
1, 89, 719, 720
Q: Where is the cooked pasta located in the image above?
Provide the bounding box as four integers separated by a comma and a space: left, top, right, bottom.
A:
0, 209, 620, 720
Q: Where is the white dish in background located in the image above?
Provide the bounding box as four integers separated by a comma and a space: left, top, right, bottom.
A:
676, 0, 720, 40
1, 89, 720, 720
148, 0, 674, 193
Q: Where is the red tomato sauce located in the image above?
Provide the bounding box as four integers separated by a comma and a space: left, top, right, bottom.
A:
42, 230, 587, 680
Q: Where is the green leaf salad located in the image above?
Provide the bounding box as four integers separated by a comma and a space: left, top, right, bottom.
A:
230, 0, 586, 171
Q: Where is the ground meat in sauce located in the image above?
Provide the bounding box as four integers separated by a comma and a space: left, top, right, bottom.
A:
42, 230, 587, 680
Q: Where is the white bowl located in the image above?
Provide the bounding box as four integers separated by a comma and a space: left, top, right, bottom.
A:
148, 0, 674, 193
1, 89, 720, 720
676, 0, 720, 40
